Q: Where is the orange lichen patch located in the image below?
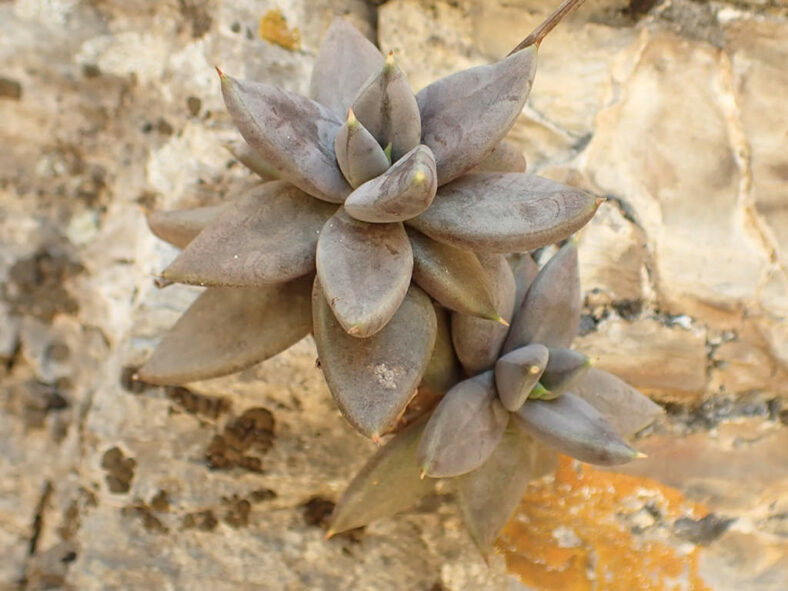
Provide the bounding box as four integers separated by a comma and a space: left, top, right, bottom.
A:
499, 457, 711, 591
259, 9, 301, 51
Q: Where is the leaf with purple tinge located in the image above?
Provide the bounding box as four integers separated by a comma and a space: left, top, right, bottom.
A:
224, 140, 279, 180
312, 279, 436, 440
513, 392, 641, 466
504, 239, 581, 352
345, 145, 437, 223
452, 254, 515, 375
138, 275, 312, 385
573, 368, 664, 437
410, 173, 599, 253
328, 415, 434, 535
417, 371, 509, 478
161, 182, 336, 287
494, 344, 549, 412
309, 18, 384, 119
352, 53, 421, 162
219, 72, 351, 203
408, 227, 499, 320
456, 425, 558, 554
541, 348, 590, 394
417, 47, 537, 185
316, 209, 413, 337
510, 253, 539, 313
334, 110, 391, 188
146, 204, 226, 249
419, 303, 461, 398
468, 140, 526, 174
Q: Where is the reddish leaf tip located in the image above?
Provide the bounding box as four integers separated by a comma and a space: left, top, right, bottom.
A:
494, 314, 510, 328
324, 529, 335, 540
215, 66, 225, 79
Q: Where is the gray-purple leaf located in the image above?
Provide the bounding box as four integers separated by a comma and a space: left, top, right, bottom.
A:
334, 110, 391, 188
410, 173, 598, 253
313, 279, 437, 440
351, 53, 421, 162
419, 303, 461, 398
408, 227, 499, 320
452, 254, 516, 375
161, 182, 336, 287
573, 368, 664, 437
316, 209, 413, 337
220, 72, 351, 203
146, 204, 225, 249
417, 371, 509, 478
504, 239, 581, 352
541, 348, 590, 394
345, 145, 437, 223
456, 426, 558, 554
138, 275, 312, 385
513, 392, 641, 466
468, 140, 526, 174
309, 18, 384, 118
510, 253, 539, 313
328, 416, 434, 535
417, 47, 537, 185
224, 140, 279, 180
494, 344, 549, 412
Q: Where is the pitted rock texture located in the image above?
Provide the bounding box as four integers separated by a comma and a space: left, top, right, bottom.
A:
1, 1, 786, 590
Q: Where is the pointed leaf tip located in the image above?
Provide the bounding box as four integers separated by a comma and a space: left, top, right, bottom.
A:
215, 66, 224, 79
495, 314, 510, 327
634, 451, 648, 459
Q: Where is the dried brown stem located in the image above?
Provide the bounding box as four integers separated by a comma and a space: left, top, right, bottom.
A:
509, 0, 588, 55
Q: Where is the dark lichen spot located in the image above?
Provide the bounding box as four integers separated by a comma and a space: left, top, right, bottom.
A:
101, 447, 136, 494
612, 299, 643, 321
3, 251, 83, 322
182, 509, 218, 531
205, 407, 275, 472
82, 64, 101, 78
122, 501, 169, 534
149, 490, 170, 512
674, 514, 734, 545
21, 381, 69, 429
156, 118, 174, 136
165, 386, 230, 419
301, 497, 335, 528
230, 21, 241, 33
222, 495, 252, 528
0, 77, 22, 100
186, 96, 202, 117
178, 0, 213, 38
248, 488, 277, 503
120, 365, 149, 394
577, 314, 598, 336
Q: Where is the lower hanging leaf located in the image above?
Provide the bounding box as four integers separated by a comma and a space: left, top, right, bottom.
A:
146, 204, 226, 249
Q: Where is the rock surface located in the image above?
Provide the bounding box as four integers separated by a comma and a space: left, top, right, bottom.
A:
1, 1, 786, 590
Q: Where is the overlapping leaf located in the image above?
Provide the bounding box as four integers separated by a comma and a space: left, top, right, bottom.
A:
540, 348, 590, 394
334, 110, 391, 188
418, 303, 461, 398
224, 140, 279, 180
146, 204, 226, 249
495, 344, 549, 412
469, 140, 526, 174
510, 253, 539, 313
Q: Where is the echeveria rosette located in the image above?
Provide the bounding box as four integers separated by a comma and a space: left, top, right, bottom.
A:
328, 241, 664, 553
139, 15, 601, 441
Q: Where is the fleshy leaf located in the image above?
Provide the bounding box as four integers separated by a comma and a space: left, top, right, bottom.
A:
220, 72, 351, 203
505, 239, 581, 352
541, 348, 590, 394
510, 253, 539, 313
451, 254, 516, 375
312, 279, 437, 440
417, 47, 537, 185
573, 368, 664, 437
418, 371, 509, 478
408, 227, 499, 320
345, 145, 437, 223
468, 140, 526, 174
162, 182, 336, 287
316, 209, 413, 337
224, 140, 279, 180
456, 425, 558, 554
328, 416, 434, 535
138, 275, 312, 385
309, 18, 384, 118
410, 173, 599, 253
351, 53, 421, 162
419, 303, 461, 398
494, 344, 549, 412
146, 205, 225, 249
513, 392, 641, 466
334, 110, 391, 188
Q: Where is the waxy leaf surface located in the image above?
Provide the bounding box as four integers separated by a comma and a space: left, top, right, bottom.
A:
138, 275, 312, 385
410, 173, 598, 253
225, 140, 279, 180
452, 254, 515, 375
418, 371, 509, 478
541, 348, 590, 394
573, 368, 663, 437
469, 140, 526, 174
345, 145, 437, 223
313, 280, 437, 439
334, 111, 391, 188
316, 209, 413, 337
510, 253, 539, 313
495, 344, 549, 412
220, 74, 350, 203
513, 392, 639, 466
310, 18, 384, 118
457, 426, 558, 553
162, 182, 336, 287
352, 55, 421, 162
147, 204, 225, 249
419, 303, 461, 398
417, 47, 537, 185
505, 239, 581, 352
408, 227, 498, 320
328, 416, 434, 535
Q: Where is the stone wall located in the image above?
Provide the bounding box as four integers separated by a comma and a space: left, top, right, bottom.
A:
0, 1, 785, 589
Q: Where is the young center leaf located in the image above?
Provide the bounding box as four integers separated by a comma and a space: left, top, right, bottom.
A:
334, 110, 391, 188
494, 344, 549, 412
